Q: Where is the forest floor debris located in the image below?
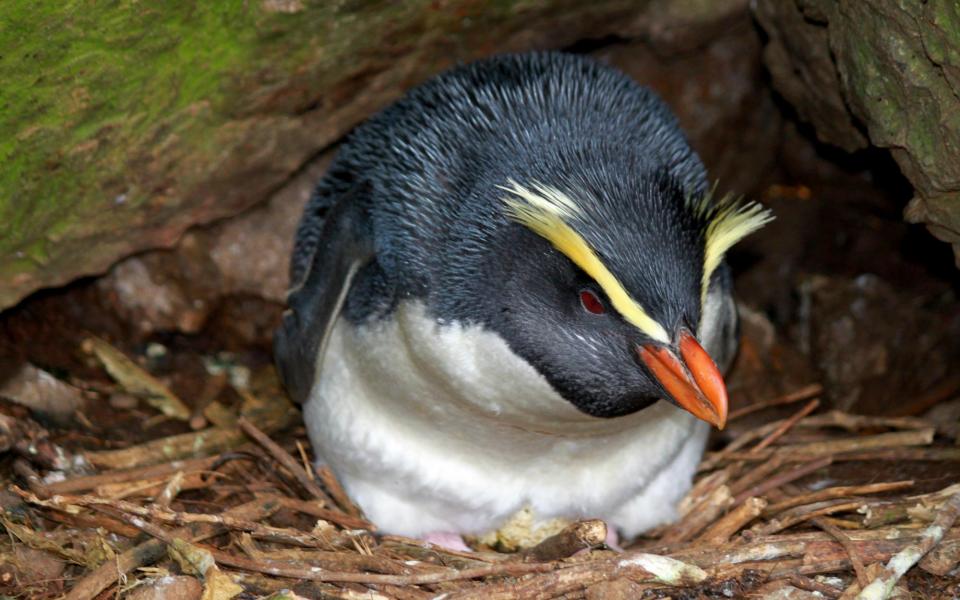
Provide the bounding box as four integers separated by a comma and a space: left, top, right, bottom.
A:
2, 340, 960, 599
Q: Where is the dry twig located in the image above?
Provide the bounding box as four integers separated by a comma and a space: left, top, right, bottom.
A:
697, 496, 767, 543
728, 383, 824, 421
813, 516, 869, 585
766, 481, 914, 515
518, 519, 607, 561
63, 497, 278, 600
750, 399, 820, 453
317, 465, 365, 517
855, 491, 960, 599
238, 416, 335, 507
732, 456, 833, 505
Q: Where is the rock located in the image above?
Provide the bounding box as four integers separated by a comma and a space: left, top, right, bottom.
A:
0, 0, 751, 311
207, 156, 330, 303
796, 274, 960, 414
108, 392, 140, 410
754, 0, 960, 264
724, 303, 818, 416
599, 10, 781, 195
95, 152, 327, 339
0, 360, 84, 424
96, 251, 216, 335
924, 397, 960, 441
752, 1, 867, 153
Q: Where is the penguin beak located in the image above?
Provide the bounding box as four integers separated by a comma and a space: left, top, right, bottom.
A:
637, 331, 728, 429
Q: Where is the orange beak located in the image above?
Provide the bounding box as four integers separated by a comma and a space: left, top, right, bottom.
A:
637, 331, 728, 429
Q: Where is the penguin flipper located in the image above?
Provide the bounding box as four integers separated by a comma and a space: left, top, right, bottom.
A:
274, 187, 374, 405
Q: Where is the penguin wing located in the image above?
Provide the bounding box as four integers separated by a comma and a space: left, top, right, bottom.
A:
274, 186, 374, 404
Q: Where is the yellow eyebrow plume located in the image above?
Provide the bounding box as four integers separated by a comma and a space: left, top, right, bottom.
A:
499, 180, 670, 343
690, 190, 774, 307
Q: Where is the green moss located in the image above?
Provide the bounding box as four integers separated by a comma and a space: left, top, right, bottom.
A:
0, 0, 647, 307
0, 1, 265, 269
0, 1, 396, 302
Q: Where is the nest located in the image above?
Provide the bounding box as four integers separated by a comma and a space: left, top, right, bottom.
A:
2, 339, 960, 600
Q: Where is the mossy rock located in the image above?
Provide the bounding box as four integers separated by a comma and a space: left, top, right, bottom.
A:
8, 0, 743, 310
755, 0, 960, 265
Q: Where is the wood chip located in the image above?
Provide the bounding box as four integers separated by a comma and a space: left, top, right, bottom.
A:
82, 337, 191, 421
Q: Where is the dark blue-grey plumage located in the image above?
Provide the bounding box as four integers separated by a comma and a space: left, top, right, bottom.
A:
283, 51, 729, 418
292, 51, 706, 311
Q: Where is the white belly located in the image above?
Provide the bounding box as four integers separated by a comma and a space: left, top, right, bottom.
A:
303, 301, 710, 537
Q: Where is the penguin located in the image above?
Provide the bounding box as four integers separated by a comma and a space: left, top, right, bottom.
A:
274, 52, 772, 543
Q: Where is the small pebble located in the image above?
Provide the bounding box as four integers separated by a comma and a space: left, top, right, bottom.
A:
109, 393, 139, 409
126, 575, 202, 600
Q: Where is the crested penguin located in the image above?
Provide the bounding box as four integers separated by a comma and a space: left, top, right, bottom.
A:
275, 52, 772, 542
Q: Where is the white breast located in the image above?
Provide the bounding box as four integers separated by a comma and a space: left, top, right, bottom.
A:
303, 300, 719, 538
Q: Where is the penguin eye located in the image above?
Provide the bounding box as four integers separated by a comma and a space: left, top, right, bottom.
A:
579, 289, 605, 315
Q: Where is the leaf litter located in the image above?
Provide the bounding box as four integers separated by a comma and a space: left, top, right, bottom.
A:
1, 338, 960, 599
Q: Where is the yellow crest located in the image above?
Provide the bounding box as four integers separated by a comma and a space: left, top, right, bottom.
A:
499, 180, 670, 343
689, 189, 774, 306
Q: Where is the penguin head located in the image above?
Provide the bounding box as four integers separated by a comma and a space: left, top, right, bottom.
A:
477, 171, 772, 429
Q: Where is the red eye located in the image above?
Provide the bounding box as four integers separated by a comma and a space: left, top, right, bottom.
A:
579, 289, 605, 315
